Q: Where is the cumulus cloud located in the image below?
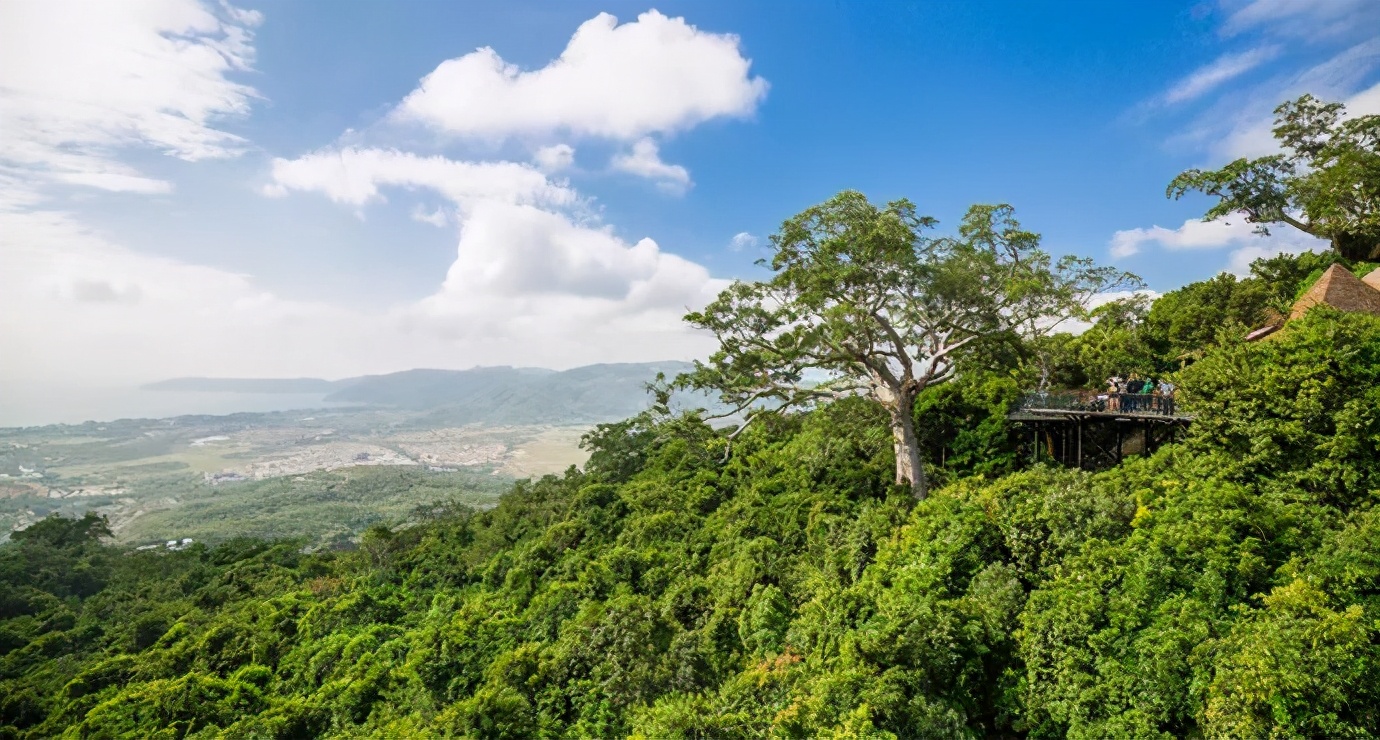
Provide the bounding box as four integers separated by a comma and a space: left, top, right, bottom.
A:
392, 10, 767, 140
1109, 216, 1329, 277
728, 232, 760, 251
236, 10, 750, 379
263, 151, 728, 325
0, 207, 725, 389
264, 148, 576, 208
1109, 216, 1327, 258
0, 0, 260, 198
437, 201, 720, 304
610, 138, 692, 194
533, 144, 575, 172
262, 149, 727, 372
402, 201, 729, 349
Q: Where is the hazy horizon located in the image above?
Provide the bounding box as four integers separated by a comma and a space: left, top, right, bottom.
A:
0, 359, 697, 428
0, 385, 340, 429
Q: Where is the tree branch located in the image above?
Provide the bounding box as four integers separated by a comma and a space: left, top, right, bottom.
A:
1278, 211, 1319, 237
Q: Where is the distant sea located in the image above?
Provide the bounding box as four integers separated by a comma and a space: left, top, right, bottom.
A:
0, 385, 347, 428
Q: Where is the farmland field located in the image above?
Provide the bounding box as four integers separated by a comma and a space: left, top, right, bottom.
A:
0, 408, 590, 547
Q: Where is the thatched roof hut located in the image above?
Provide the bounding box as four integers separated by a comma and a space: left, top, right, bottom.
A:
1289, 264, 1380, 320
1363, 268, 1380, 292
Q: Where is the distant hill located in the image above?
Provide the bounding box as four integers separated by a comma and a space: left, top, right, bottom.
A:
145, 362, 707, 425
141, 377, 350, 393
327, 362, 697, 425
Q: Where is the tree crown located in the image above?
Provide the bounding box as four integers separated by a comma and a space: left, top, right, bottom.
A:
1168, 94, 1380, 261
681, 190, 1134, 422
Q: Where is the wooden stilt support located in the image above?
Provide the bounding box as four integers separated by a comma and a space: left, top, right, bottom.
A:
1076, 418, 1083, 469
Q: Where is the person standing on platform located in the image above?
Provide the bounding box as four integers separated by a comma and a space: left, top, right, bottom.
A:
1158, 379, 1175, 414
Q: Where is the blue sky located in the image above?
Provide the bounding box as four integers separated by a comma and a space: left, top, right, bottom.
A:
2, 0, 1378, 393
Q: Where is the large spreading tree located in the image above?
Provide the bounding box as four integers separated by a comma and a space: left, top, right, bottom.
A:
1168, 93, 1380, 261
681, 190, 1133, 499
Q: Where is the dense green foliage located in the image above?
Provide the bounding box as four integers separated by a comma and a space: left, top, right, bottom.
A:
3, 286, 1377, 736
1026, 248, 1377, 381
123, 467, 507, 549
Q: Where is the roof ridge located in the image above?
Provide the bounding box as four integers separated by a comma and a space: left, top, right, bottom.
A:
1290, 264, 1380, 320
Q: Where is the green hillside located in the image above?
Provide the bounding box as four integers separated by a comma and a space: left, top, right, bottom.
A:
2, 247, 1378, 737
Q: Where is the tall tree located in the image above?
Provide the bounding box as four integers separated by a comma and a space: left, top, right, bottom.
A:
1168, 93, 1380, 261
680, 191, 1133, 499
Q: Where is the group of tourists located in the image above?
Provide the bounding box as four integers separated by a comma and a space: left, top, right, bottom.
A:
1100, 375, 1175, 414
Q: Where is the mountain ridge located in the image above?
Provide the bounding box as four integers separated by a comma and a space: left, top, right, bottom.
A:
143, 361, 700, 425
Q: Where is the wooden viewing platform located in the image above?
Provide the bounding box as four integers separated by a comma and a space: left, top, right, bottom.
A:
1007, 390, 1192, 469
1008, 390, 1193, 422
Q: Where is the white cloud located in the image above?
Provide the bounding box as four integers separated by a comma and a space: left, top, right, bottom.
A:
411, 204, 449, 227
248, 11, 750, 378
533, 144, 576, 172
400, 201, 730, 355
1210, 62, 1380, 160
0, 0, 260, 198
55, 172, 175, 195
435, 201, 720, 304
728, 232, 759, 251
610, 138, 692, 194
0, 209, 359, 387
1109, 216, 1329, 277
0, 205, 727, 390
1113, 218, 1247, 257
1222, 0, 1379, 39
392, 10, 767, 140
1109, 216, 1328, 258
1162, 46, 1280, 105
262, 150, 728, 372
269, 152, 725, 326
1159, 1, 1380, 161
1346, 80, 1380, 118
264, 147, 577, 208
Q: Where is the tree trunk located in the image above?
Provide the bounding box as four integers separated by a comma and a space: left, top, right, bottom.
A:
1332, 232, 1380, 262
889, 405, 927, 500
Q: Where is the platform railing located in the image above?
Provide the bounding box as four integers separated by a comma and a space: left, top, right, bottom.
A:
1018, 390, 1177, 416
